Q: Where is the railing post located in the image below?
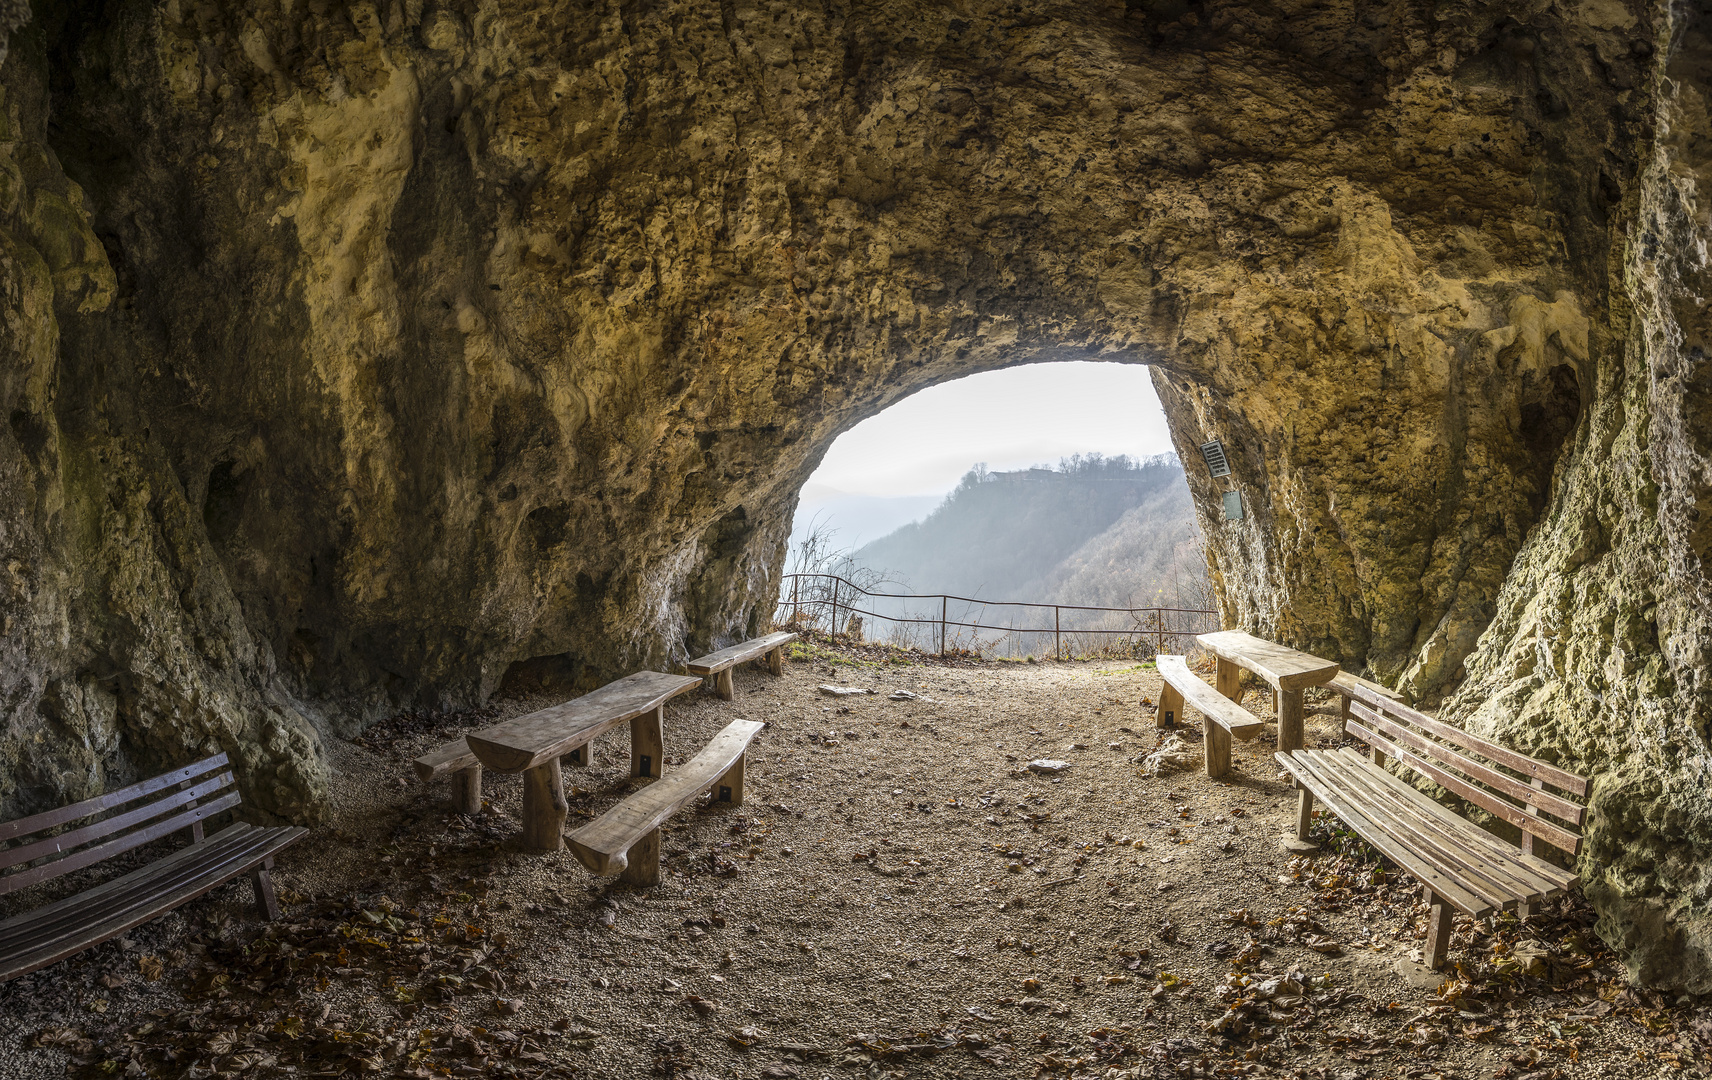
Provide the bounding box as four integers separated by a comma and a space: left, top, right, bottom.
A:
831, 581, 838, 641
792, 575, 800, 626
940, 595, 947, 656
1055, 607, 1061, 662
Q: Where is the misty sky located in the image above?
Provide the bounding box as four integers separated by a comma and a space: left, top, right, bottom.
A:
803, 361, 1176, 499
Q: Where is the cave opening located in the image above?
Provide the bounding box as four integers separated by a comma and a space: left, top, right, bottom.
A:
1518, 362, 1583, 514
785, 360, 1213, 655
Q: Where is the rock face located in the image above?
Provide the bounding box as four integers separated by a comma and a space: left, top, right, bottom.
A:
1, 0, 1709, 985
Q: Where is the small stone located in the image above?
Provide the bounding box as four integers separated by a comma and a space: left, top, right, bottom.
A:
1027, 759, 1072, 775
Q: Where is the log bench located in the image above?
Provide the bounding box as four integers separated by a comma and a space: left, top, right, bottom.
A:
1196, 630, 1340, 752
464, 671, 704, 854
412, 738, 484, 815
687, 631, 799, 700
567, 719, 763, 886
1277, 679, 1590, 970
0, 752, 305, 982
1156, 655, 1267, 778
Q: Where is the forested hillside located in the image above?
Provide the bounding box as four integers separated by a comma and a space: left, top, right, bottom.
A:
849, 455, 1209, 609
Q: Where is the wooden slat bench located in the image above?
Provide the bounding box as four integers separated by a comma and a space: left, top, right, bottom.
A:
465, 671, 703, 854
1277, 679, 1590, 970
1197, 630, 1340, 752
1156, 655, 1267, 778
568, 719, 763, 885
0, 752, 305, 982
687, 631, 799, 700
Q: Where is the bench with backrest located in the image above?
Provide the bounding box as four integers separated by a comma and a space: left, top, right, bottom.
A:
1155, 655, 1267, 778
567, 718, 763, 885
687, 631, 799, 700
461, 671, 704, 853
1277, 679, 1590, 970
0, 752, 305, 982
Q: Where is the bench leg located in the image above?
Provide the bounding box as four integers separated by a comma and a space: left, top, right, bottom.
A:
1277, 688, 1305, 754
767, 646, 783, 676
715, 667, 735, 701
1280, 783, 1319, 854
632, 704, 665, 779
621, 828, 661, 886
714, 753, 746, 808
1424, 891, 1453, 970
1158, 681, 1183, 730
1203, 715, 1231, 778
1215, 657, 1243, 704
251, 857, 281, 921
566, 736, 595, 768
521, 759, 568, 854
451, 764, 483, 814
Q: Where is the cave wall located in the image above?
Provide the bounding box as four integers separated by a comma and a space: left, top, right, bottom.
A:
4, 0, 1712, 985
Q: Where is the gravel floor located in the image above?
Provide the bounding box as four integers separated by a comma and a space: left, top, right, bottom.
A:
1, 644, 1707, 1079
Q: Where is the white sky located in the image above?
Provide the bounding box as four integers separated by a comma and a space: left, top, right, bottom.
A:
802, 361, 1175, 499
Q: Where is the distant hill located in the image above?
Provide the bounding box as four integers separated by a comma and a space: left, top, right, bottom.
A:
849, 454, 1208, 608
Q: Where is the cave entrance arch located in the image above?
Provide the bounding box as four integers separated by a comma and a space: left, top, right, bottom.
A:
775, 359, 1212, 658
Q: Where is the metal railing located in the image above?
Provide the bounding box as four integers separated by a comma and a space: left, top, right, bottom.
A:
775, 572, 1221, 660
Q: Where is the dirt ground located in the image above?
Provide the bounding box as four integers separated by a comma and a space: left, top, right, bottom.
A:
1, 642, 1707, 1080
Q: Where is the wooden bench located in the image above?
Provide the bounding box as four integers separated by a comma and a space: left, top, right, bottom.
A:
687, 631, 799, 700
0, 753, 305, 982
1196, 630, 1340, 752
1155, 655, 1267, 778
567, 719, 763, 885
1277, 679, 1590, 970
464, 671, 704, 854
413, 738, 483, 814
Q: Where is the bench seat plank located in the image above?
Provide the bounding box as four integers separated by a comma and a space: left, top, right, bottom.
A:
1196, 630, 1339, 692
1334, 748, 1577, 892
1277, 749, 1492, 918
568, 720, 764, 876
687, 632, 799, 675
413, 739, 477, 783
467, 672, 704, 774
1156, 656, 1265, 741
1303, 750, 1544, 909
0, 823, 306, 982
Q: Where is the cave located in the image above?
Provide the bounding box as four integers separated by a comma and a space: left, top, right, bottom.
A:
2, 0, 1712, 995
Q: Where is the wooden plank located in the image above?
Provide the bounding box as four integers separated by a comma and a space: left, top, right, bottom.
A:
1338, 682, 1588, 797
0, 754, 230, 844
1308, 751, 1540, 908
0, 826, 285, 955
1348, 701, 1585, 826
567, 720, 764, 876
687, 632, 800, 675
0, 825, 260, 950
1346, 717, 1583, 856
0, 792, 240, 896
1196, 631, 1339, 692
0, 773, 233, 872
1329, 671, 1403, 702
1157, 656, 1265, 741
1276, 750, 1491, 917
1333, 749, 1578, 892
1324, 749, 1564, 900
413, 739, 477, 782
467, 672, 704, 773
0, 825, 305, 983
